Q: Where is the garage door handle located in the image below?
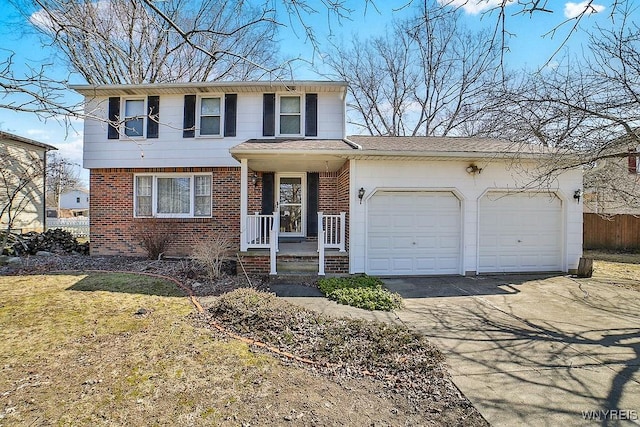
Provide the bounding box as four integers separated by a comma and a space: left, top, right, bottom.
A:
517, 240, 522, 243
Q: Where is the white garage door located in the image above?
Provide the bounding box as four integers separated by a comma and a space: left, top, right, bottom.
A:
479, 192, 563, 273
367, 191, 461, 275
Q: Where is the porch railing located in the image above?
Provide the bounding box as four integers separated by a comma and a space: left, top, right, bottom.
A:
318, 212, 346, 276
245, 213, 276, 248
244, 211, 345, 276
321, 212, 346, 252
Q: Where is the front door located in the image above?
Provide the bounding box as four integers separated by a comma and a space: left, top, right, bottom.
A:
277, 173, 305, 237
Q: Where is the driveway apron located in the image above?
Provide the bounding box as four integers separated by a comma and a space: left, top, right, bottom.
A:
275, 275, 640, 426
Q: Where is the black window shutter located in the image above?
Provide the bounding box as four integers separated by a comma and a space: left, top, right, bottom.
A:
183, 95, 196, 138
107, 97, 120, 139
261, 172, 275, 215
263, 93, 275, 137
147, 96, 159, 138
307, 172, 319, 237
305, 94, 318, 137
224, 94, 237, 137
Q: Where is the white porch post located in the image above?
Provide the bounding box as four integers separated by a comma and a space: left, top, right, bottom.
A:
339, 212, 346, 252
240, 158, 248, 252
318, 212, 325, 275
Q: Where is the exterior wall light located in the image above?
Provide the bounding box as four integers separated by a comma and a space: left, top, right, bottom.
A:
358, 187, 365, 204
574, 189, 582, 203
466, 164, 482, 175
251, 172, 261, 187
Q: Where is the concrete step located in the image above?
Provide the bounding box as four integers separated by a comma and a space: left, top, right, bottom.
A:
269, 273, 320, 286
276, 259, 319, 273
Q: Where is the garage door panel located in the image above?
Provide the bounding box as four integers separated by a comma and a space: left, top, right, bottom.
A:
367, 191, 461, 275
479, 192, 562, 273
391, 258, 414, 271
369, 234, 391, 247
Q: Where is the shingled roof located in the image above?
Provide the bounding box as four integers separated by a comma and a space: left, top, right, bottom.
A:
231, 136, 551, 159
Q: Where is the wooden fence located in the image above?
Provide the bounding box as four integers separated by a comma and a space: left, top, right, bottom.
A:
584, 213, 640, 249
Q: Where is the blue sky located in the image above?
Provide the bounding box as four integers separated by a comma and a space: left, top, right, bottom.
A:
0, 0, 622, 185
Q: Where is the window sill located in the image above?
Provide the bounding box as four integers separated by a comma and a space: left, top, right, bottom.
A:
133, 216, 213, 222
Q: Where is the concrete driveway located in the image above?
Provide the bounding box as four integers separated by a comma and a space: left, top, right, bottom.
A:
272, 275, 640, 426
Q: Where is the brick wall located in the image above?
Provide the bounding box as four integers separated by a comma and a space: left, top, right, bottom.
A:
319, 171, 339, 213
248, 170, 262, 214
337, 161, 350, 251
237, 253, 349, 275
90, 167, 241, 257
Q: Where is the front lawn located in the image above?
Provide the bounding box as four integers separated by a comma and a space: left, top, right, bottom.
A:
0, 272, 485, 426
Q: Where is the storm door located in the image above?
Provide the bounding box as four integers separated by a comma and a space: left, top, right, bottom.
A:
276, 174, 305, 237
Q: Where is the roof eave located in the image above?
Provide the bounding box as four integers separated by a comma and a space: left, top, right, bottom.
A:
343, 150, 552, 159
0, 131, 58, 151
70, 80, 349, 96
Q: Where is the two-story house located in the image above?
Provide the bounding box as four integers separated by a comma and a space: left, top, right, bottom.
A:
72, 81, 583, 276
58, 188, 90, 217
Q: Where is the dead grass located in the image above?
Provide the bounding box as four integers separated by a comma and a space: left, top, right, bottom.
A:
583, 250, 640, 292
0, 273, 485, 426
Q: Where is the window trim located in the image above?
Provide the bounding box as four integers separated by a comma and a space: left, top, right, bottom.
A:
277, 94, 304, 136
133, 173, 213, 218
122, 97, 147, 138
196, 95, 224, 138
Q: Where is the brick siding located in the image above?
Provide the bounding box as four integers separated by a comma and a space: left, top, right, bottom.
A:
237, 253, 348, 275
90, 167, 241, 256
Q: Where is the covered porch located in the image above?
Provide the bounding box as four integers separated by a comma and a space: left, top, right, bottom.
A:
231, 139, 355, 275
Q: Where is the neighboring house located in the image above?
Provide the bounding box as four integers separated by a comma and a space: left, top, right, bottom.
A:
58, 188, 90, 217
583, 145, 640, 215
0, 131, 57, 234
72, 81, 582, 275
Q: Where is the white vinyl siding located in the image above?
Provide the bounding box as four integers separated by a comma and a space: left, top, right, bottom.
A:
82, 92, 345, 169
134, 173, 212, 218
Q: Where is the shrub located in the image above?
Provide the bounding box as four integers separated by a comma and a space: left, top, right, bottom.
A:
317, 275, 403, 311
130, 217, 175, 259
191, 234, 235, 280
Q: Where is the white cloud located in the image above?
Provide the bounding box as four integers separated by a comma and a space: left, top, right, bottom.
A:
25, 129, 50, 139
437, 0, 516, 15
564, 2, 606, 19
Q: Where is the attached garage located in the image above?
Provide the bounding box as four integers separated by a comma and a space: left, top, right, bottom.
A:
366, 191, 461, 275
479, 192, 563, 273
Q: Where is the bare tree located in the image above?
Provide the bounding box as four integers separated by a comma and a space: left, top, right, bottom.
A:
472, 4, 640, 205
325, 1, 503, 136
12, 0, 282, 84
46, 152, 81, 216
438, 0, 627, 65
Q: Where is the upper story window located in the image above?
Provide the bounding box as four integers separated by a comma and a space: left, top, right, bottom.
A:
183, 94, 237, 138
124, 99, 145, 137
263, 93, 317, 137
279, 96, 301, 135
199, 97, 222, 136
134, 173, 212, 218
107, 96, 159, 140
